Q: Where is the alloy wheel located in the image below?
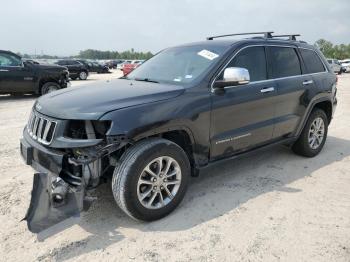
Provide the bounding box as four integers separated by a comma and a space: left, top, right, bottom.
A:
137, 156, 182, 209
308, 117, 325, 149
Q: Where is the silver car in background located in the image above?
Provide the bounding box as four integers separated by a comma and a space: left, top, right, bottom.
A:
340, 59, 350, 73
327, 59, 342, 74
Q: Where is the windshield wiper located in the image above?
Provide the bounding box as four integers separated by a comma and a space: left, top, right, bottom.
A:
134, 77, 159, 83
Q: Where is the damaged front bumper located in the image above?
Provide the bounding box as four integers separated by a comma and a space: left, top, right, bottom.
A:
20, 129, 125, 236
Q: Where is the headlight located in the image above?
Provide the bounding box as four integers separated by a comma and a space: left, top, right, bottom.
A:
64, 120, 112, 139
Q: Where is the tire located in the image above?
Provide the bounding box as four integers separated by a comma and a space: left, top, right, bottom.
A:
112, 138, 190, 221
292, 109, 328, 157
40, 82, 60, 95
79, 71, 88, 80
338, 70, 342, 75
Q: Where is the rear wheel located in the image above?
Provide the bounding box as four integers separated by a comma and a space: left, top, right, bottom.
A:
292, 109, 328, 157
112, 138, 190, 221
41, 82, 60, 95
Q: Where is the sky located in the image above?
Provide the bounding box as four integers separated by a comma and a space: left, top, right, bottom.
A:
1, 0, 350, 56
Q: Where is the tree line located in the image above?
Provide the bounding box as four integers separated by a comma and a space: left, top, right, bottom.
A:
314, 39, 350, 60
19, 48, 154, 60
76, 49, 153, 60
18, 40, 350, 61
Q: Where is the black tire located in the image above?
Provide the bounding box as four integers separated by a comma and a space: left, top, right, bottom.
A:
40, 82, 60, 95
112, 138, 190, 221
338, 70, 342, 75
292, 109, 328, 157
79, 71, 88, 80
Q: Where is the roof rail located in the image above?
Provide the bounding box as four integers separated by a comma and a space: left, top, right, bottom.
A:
271, 34, 301, 41
206, 31, 274, 40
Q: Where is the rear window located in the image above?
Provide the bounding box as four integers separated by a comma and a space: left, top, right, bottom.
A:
300, 49, 326, 74
268, 47, 301, 78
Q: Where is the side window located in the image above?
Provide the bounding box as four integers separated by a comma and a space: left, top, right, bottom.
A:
268, 47, 301, 78
0, 53, 22, 67
300, 49, 326, 74
225, 46, 267, 82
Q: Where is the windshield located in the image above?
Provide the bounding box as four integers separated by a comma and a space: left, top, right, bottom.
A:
126, 45, 228, 84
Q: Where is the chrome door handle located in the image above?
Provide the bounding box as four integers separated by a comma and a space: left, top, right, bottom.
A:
260, 87, 275, 93
0, 69, 9, 72
303, 80, 313, 85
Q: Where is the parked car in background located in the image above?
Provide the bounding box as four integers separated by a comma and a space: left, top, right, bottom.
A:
76, 59, 110, 73
55, 59, 89, 80
106, 59, 124, 69
117, 60, 132, 70
327, 59, 342, 74
340, 59, 350, 72
122, 60, 144, 76
21, 32, 337, 234
0, 50, 69, 95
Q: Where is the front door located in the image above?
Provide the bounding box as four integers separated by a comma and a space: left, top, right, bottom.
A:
0, 53, 35, 93
210, 46, 276, 160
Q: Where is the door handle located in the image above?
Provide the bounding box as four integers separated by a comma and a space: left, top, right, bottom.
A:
0, 69, 9, 72
303, 80, 313, 85
260, 87, 275, 93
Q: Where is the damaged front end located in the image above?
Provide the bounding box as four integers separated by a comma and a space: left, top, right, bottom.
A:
20, 110, 128, 237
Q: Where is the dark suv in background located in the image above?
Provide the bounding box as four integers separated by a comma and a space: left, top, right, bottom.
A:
55, 59, 89, 80
0, 50, 69, 95
20, 32, 337, 234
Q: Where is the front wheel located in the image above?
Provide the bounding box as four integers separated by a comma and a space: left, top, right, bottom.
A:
292, 109, 328, 157
41, 82, 60, 95
112, 138, 190, 221
79, 71, 88, 80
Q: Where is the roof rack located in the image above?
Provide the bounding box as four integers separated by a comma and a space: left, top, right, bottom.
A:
271, 34, 301, 41
206, 31, 274, 40
206, 32, 302, 42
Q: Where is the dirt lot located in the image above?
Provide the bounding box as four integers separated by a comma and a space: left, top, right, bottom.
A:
0, 71, 350, 262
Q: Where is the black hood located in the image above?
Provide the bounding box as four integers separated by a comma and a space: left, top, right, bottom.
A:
35, 79, 185, 120
33, 63, 67, 71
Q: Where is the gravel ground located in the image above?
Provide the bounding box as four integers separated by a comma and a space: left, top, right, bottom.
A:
0, 71, 350, 262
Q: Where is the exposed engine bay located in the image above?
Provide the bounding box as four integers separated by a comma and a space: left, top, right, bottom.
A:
21, 113, 129, 237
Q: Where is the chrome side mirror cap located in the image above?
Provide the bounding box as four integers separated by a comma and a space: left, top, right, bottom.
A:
214, 67, 250, 89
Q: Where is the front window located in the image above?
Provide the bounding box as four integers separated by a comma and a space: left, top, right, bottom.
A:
126, 45, 229, 84
0, 53, 22, 67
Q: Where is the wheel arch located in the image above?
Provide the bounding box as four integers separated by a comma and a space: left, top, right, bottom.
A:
296, 97, 333, 137
134, 127, 199, 176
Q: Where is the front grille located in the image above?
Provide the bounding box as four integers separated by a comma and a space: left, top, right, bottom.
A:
27, 111, 57, 145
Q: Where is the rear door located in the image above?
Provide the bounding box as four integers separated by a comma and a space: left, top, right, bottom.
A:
0, 52, 35, 93
210, 46, 277, 159
267, 46, 316, 138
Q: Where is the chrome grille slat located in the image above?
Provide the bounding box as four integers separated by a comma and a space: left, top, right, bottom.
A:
42, 121, 52, 141
26, 111, 57, 145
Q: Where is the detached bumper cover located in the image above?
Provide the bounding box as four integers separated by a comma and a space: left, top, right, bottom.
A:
24, 172, 85, 234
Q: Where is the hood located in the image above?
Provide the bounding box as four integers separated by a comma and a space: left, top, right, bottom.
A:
34, 63, 67, 71
35, 79, 185, 120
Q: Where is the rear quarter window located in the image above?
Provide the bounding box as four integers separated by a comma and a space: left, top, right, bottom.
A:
300, 49, 326, 74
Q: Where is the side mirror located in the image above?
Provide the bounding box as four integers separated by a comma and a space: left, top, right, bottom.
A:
214, 67, 250, 89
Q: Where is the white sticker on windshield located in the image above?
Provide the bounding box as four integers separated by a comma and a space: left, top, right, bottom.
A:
197, 49, 219, 60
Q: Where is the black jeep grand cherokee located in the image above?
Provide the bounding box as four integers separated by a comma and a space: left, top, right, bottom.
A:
20, 32, 337, 234
0, 50, 69, 95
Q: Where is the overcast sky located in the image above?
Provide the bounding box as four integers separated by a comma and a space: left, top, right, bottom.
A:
1, 0, 349, 56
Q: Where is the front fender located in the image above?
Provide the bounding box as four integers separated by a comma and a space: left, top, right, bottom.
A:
99, 88, 212, 166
